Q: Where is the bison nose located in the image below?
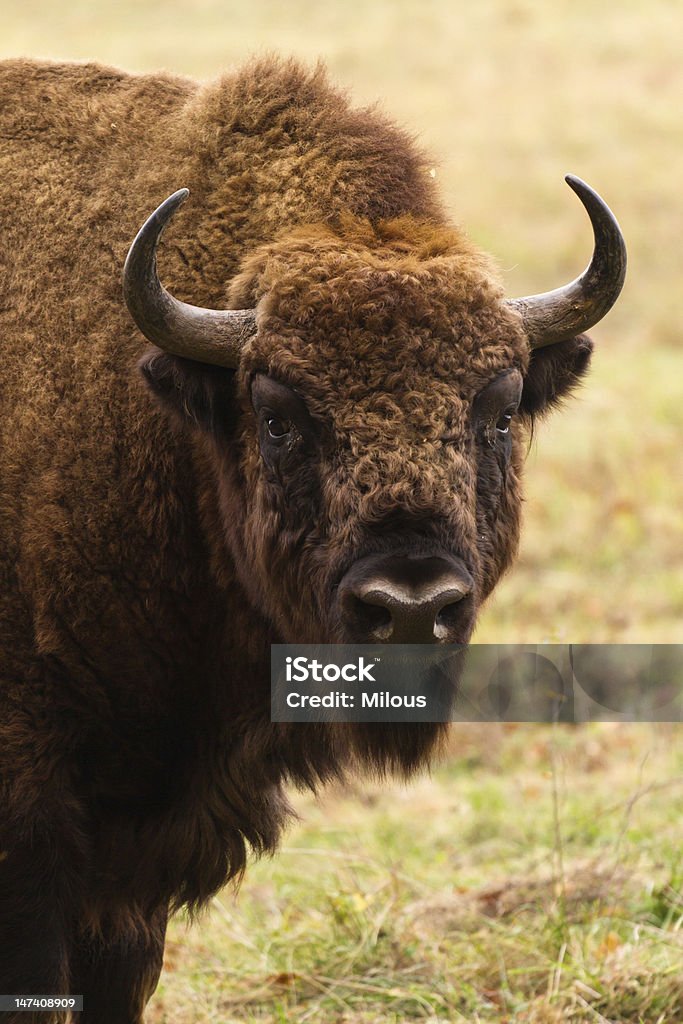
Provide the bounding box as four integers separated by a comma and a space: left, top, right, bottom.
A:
337, 554, 474, 643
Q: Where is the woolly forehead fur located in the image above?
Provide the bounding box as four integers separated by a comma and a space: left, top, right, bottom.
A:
229, 214, 530, 433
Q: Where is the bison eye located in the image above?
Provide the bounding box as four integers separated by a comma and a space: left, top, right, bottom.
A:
267, 415, 290, 439
495, 412, 513, 435
483, 405, 518, 449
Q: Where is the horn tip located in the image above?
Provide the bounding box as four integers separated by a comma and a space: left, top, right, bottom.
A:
151, 188, 190, 231
166, 187, 190, 211
564, 173, 591, 198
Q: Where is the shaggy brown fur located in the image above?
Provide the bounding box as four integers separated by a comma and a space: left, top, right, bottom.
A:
0, 56, 592, 1022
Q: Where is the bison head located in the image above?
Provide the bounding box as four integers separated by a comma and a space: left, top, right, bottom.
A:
125, 178, 625, 647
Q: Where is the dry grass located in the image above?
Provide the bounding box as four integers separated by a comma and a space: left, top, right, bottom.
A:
147, 725, 682, 1023
2, 3, 681, 1021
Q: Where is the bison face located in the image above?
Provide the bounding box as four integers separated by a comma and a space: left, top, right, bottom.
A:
223, 235, 529, 646
245, 360, 525, 645
128, 180, 624, 647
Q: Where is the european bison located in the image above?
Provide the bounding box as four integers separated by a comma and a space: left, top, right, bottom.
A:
0, 56, 625, 1021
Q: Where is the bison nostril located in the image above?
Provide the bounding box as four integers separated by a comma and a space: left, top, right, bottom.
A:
352, 596, 393, 640
434, 598, 470, 640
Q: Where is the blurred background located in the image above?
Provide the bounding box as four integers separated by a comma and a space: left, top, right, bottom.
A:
2, 3, 681, 1021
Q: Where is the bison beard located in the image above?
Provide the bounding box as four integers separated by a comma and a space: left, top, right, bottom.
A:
0, 56, 624, 1022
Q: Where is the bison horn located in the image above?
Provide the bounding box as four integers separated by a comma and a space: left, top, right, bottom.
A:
506, 175, 626, 348
123, 189, 256, 368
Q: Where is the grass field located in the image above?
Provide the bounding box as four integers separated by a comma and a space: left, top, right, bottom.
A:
144, 725, 682, 1024
2, 2, 681, 1021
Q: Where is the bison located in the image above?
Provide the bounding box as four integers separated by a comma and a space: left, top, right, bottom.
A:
0, 55, 625, 1022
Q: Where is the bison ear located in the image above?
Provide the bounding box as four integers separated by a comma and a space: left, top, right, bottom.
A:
519, 334, 593, 420
140, 349, 238, 437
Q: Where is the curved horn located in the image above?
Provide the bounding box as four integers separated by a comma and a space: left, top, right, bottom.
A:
506, 175, 626, 349
123, 189, 256, 368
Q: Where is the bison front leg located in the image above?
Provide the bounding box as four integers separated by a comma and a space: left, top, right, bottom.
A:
0, 835, 72, 1024
69, 906, 167, 1024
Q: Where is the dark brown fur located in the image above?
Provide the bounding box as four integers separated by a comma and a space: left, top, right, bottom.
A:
0, 56, 592, 1021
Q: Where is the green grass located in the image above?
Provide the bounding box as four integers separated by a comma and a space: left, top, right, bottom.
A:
2, 3, 682, 1021
148, 726, 682, 1023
